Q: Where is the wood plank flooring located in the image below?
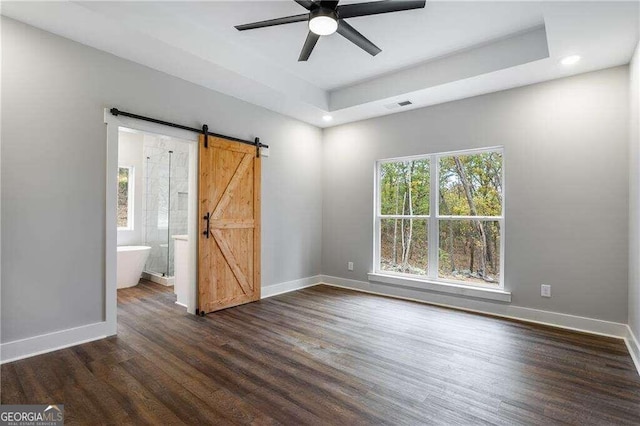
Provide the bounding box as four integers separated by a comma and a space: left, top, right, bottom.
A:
2, 280, 640, 425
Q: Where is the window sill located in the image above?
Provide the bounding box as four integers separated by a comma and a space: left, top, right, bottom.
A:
367, 273, 512, 302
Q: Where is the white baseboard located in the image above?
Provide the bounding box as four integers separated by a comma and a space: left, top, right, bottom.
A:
319, 275, 629, 338
262, 274, 637, 375
261, 275, 322, 299
1, 321, 111, 364
3, 275, 637, 377
625, 326, 640, 375
0, 274, 323, 365
142, 272, 174, 286
323, 275, 638, 376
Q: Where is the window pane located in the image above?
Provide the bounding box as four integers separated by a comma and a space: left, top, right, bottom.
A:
118, 167, 130, 228
438, 220, 500, 286
439, 152, 502, 216
380, 159, 430, 215
380, 218, 428, 276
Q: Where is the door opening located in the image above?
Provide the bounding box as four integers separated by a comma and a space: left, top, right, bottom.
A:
105, 108, 263, 333
116, 128, 197, 310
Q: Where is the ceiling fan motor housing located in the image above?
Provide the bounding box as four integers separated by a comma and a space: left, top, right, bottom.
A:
310, 6, 338, 20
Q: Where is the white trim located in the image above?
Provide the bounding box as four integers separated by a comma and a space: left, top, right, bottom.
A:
0, 275, 321, 363
379, 215, 431, 219
142, 271, 174, 287
377, 145, 504, 164
434, 215, 504, 221
261, 275, 323, 299
372, 162, 381, 281
0, 321, 110, 364
625, 326, 640, 376
368, 272, 511, 302
429, 153, 438, 278
186, 138, 199, 315
320, 275, 628, 339
2, 275, 636, 376
104, 109, 119, 336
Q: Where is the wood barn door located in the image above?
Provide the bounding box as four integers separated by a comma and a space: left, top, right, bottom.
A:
198, 135, 261, 314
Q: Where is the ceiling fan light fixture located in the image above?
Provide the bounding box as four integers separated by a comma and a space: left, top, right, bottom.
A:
309, 8, 338, 36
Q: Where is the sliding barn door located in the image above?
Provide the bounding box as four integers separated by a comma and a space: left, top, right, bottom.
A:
198, 135, 261, 314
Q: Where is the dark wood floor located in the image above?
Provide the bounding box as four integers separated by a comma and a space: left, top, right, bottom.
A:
2, 280, 640, 425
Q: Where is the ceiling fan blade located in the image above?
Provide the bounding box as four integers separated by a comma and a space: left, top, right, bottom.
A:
294, 0, 318, 10
337, 20, 381, 56
235, 13, 309, 31
337, 0, 426, 19
298, 31, 321, 61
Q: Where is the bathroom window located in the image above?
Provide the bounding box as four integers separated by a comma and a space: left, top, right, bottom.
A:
118, 166, 134, 230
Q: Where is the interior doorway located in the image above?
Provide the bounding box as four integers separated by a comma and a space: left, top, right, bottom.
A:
105, 112, 200, 335
117, 128, 195, 307
105, 109, 263, 334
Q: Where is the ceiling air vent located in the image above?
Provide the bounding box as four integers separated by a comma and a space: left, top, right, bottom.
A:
384, 100, 413, 110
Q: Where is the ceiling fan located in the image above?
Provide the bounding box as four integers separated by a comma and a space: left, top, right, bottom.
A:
235, 0, 427, 61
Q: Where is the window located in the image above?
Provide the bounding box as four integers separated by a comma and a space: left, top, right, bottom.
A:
375, 147, 504, 288
118, 166, 134, 230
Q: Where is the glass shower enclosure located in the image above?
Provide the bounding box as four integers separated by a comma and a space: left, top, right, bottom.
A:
142, 135, 190, 281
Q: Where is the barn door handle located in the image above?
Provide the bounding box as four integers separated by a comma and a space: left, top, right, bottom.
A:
203, 212, 212, 238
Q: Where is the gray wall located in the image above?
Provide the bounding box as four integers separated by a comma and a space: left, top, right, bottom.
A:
323, 66, 630, 323
1, 17, 323, 343
629, 41, 640, 339
1, 15, 634, 345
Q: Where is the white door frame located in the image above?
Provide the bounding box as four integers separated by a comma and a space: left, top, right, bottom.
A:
104, 108, 199, 335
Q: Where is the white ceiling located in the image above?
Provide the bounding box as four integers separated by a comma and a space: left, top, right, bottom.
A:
161, 0, 546, 89
2, 1, 638, 128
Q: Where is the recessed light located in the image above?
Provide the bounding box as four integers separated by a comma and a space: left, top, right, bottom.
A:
561, 55, 581, 66
322, 115, 333, 122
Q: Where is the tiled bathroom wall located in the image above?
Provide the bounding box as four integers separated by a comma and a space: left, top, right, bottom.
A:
143, 134, 190, 277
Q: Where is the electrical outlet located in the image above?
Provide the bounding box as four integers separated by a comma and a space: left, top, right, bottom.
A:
348, 262, 354, 271
541, 284, 551, 298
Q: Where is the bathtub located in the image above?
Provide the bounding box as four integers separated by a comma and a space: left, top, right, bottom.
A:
117, 246, 151, 289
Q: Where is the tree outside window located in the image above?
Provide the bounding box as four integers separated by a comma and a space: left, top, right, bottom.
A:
376, 148, 503, 288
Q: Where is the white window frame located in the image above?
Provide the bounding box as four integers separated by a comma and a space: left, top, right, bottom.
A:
117, 165, 135, 231
373, 146, 505, 290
